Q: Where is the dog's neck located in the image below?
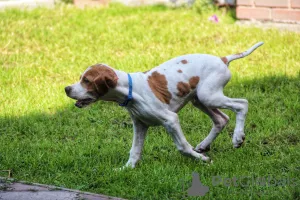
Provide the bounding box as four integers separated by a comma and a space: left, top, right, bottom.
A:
99, 69, 133, 104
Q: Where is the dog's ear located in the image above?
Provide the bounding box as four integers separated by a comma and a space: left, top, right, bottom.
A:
93, 67, 118, 96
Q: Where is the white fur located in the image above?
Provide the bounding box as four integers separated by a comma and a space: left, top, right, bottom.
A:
67, 42, 263, 168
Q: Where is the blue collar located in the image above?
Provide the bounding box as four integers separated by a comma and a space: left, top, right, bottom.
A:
119, 74, 133, 107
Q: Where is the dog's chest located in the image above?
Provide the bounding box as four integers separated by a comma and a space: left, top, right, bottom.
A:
126, 103, 166, 126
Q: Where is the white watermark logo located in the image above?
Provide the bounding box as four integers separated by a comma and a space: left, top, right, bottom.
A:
212, 176, 298, 187
187, 172, 209, 196
180, 172, 298, 198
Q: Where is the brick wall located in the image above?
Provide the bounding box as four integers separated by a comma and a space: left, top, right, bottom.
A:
236, 0, 300, 23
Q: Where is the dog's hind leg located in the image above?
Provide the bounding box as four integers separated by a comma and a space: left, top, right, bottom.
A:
192, 98, 229, 152
196, 87, 248, 148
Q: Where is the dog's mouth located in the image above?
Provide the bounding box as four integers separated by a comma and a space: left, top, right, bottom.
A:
75, 98, 95, 108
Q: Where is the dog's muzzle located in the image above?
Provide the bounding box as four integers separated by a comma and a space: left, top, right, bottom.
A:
65, 86, 96, 108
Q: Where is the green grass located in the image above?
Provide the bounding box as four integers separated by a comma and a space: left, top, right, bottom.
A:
0, 4, 300, 200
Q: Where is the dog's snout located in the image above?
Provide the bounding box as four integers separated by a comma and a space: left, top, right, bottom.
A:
65, 86, 72, 95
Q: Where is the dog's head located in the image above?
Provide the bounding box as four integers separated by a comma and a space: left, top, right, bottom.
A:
65, 64, 118, 108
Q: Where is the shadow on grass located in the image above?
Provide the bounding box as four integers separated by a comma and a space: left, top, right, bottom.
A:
0, 74, 299, 199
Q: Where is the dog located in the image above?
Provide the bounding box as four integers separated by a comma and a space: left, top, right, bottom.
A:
65, 42, 263, 168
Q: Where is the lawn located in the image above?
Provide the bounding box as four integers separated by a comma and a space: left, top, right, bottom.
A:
0, 3, 300, 200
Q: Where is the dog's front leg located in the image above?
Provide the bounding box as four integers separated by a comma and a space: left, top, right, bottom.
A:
124, 117, 148, 168
162, 111, 210, 162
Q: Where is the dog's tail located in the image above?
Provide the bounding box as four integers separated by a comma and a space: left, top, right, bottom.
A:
221, 42, 264, 66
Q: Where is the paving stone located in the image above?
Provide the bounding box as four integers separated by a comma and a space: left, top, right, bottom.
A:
0, 178, 125, 200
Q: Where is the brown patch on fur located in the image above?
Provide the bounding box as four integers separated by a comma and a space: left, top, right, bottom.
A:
148, 71, 172, 104
177, 69, 182, 73
181, 60, 188, 64
81, 64, 118, 96
189, 76, 200, 89
235, 53, 243, 57
221, 57, 228, 64
177, 82, 190, 97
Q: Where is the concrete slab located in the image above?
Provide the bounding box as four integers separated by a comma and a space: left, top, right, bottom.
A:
0, 191, 77, 200
236, 20, 300, 33
0, 178, 126, 200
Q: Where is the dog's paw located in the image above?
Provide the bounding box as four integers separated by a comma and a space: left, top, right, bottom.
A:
232, 133, 245, 148
202, 154, 212, 164
113, 165, 133, 172
193, 151, 211, 163
194, 141, 211, 153
114, 161, 136, 171
194, 145, 211, 153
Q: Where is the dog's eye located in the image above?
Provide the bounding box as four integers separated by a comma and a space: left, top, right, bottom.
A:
83, 78, 90, 83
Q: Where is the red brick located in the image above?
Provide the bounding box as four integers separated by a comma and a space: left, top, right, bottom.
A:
236, 7, 271, 20
255, 0, 288, 8
291, 0, 300, 8
237, 0, 252, 6
272, 9, 300, 22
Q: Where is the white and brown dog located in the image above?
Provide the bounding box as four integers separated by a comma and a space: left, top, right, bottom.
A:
65, 42, 263, 168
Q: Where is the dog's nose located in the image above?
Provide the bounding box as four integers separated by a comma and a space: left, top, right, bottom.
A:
65, 86, 72, 95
